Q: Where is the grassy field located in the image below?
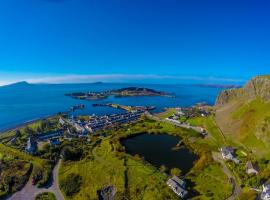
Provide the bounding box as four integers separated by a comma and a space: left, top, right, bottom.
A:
189, 164, 232, 200
187, 116, 226, 147
59, 138, 177, 200
156, 108, 177, 119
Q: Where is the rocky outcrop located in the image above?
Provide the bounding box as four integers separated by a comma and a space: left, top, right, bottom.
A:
216, 75, 270, 106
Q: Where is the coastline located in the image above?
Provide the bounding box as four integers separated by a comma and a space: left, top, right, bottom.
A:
0, 114, 57, 134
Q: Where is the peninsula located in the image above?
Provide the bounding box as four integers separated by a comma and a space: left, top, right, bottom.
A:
65, 87, 173, 100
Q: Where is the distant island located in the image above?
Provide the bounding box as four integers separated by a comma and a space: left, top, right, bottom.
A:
65, 87, 173, 100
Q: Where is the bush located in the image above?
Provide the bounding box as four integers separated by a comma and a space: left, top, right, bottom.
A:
32, 163, 52, 188
239, 190, 257, 200
62, 146, 82, 161
35, 192, 56, 200
60, 173, 82, 196
170, 168, 182, 177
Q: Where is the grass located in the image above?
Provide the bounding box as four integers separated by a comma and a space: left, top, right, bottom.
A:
229, 98, 270, 158
0, 143, 53, 189
126, 157, 177, 200
190, 164, 233, 200
187, 116, 225, 147
59, 140, 126, 200
156, 108, 177, 119
0, 158, 31, 198
59, 118, 235, 199
59, 138, 177, 200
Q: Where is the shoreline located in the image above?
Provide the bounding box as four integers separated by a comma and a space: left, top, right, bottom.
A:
0, 114, 57, 134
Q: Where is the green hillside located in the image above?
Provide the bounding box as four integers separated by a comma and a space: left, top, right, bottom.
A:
215, 75, 270, 158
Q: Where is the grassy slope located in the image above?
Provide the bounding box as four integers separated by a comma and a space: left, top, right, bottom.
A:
187, 116, 226, 148
191, 164, 232, 200
216, 98, 270, 158
0, 144, 52, 188
0, 120, 42, 139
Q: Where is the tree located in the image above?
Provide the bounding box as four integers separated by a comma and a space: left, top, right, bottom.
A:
60, 173, 82, 196
62, 146, 82, 161
24, 126, 34, 137
159, 165, 167, 173
15, 130, 21, 137
170, 168, 182, 177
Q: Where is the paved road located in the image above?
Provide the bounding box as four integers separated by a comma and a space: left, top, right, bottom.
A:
212, 152, 241, 200
8, 160, 64, 200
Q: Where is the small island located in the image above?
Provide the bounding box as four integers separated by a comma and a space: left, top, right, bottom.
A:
65, 87, 173, 100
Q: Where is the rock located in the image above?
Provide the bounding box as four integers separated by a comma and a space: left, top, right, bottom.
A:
215, 75, 270, 106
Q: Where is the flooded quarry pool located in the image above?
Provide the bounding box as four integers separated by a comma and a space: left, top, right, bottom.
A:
122, 133, 198, 174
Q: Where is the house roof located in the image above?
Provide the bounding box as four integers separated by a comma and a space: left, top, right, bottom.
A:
246, 161, 259, 171
98, 185, 116, 200
221, 147, 234, 153
261, 184, 270, 200
167, 179, 188, 197
171, 175, 186, 187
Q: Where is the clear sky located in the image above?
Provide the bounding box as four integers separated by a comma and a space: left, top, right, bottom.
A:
0, 0, 269, 85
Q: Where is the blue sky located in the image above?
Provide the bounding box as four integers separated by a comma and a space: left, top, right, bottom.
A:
0, 0, 269, 85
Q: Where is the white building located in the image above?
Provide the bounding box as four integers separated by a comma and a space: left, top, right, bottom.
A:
74, 123, 87, 134
59, 118, 66, 126
25, 137, 36, 154
246, 161, 259, 175
167, 176, 188, 199
220, 147, 240, 164
261, 184, 270, 200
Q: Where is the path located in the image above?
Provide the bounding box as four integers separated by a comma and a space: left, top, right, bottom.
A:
212, 152, 241, 200
7, 160, 64, 200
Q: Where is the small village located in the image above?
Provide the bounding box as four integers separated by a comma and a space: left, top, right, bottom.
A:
16, 103, 270, 200
25, 109, 145, 155
0, 101, 269, 200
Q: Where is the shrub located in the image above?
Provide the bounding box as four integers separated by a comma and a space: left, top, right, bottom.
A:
170, 168, 182, 177
62, 146, 82, 161
60, 173, 82, 196
35, 192, 56, 200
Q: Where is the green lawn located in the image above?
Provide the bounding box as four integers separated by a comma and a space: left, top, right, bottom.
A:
187, 116, 226, 147
190, 164, 233, 200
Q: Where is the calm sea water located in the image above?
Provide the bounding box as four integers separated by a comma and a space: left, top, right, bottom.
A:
0, 83, 222, 132
122, 133, 198, 173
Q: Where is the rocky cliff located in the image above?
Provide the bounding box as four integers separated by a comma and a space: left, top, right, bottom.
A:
216, 75, 270, 106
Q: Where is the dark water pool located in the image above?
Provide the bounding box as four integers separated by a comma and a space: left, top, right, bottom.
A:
122, 133, 198, 174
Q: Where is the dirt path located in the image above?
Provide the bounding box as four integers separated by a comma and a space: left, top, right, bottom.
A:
8, 160, 64, 200
212, 152, 241, 200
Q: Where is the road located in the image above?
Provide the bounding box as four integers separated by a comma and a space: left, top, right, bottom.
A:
212, 152, 241, 200
146, 113, 210, 136
7, 160, 64, 200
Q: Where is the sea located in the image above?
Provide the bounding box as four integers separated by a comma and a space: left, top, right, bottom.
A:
0, 82, 223, 132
